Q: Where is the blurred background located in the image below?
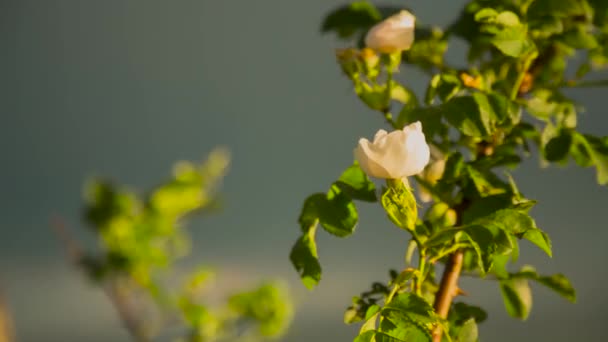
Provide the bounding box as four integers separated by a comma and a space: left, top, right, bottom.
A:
2, 0, 608, 341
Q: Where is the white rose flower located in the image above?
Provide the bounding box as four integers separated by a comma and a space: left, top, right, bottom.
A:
354, 122, 430, 179
365, 10, 416, 53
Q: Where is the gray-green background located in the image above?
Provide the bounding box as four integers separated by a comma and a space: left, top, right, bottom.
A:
2, 1, 607, 341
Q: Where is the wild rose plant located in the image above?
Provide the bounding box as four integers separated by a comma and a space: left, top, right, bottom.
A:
292, 1, 608, 341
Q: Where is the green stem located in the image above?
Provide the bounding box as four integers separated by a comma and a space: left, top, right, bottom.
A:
415, 249, 426, 296
385, 283, 400, 306
560, 78, 608, 88
429, 243, 470, 264
510, 51, 538, 100
378, 54, 401, 129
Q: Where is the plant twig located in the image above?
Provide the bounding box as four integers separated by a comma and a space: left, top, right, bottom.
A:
430, 199, 469, 342
510, 51, 538, 100
51, 216, 150, 342
0, 290, 14, 342
432, 251, 464, 342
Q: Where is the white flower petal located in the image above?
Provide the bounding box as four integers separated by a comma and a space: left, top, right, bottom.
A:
354, 139, 392, 179
365, 10, 416, 53
354, 122, 431, 180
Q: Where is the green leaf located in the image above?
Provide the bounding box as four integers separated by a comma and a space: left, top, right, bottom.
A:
403, 26, 448, 72
320, 185, 358, 236
528, 0, 593, 20
474, 8, 535, 57
425, 73, 462, 104
530, 16, 564, 38
378, 319, 431, 342
572, 133, 608, 185
457, 319, 478, 342
289, 225, 321, 289
354, 330, 379, 342
491, 27, 535, 57
381, 180, 418, 231
356, 82, 390, 111
425, 228, 462, 247
443, 94, 493, 138
335, 163, 377, 202
474, 8, 499, 23
391, 84, 419, 107
488, 92, 521, 126
449, 302, 488, 324
384, 293, 438, 324
84, 180, 138, 228
500, 278, 532, 320
228, 283, 292, 337
397, 105, 445, 139
533, 274, 576, 302
526, 89, 576, 126
522, 228, 552, 257
544, 129, 573, 162
464, 225, 512, 273
298, 193, 324, 232
495, 11, 521, 27
560, 26, 598, 49
443, 93, 516, 138
465, 165, 508, 197
590, 0, 608, 26
461, 194, 513, 224
511, 266, 576, 303
321, 1, 381, 38
379, 293, 438, 342
438, 152, 465, 184
299, 189, 358, 238
473, 209, 537, 235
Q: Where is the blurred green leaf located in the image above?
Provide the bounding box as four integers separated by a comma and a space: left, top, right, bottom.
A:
228, 282, 293, 337
527, 0, 593, 20
490, 27, 535, 57
500, 278, 532, 320
522, 228, 552, 257
457, 319, 478, 342
84, 181, 138, 229
335, 162, 377, 202
404, 27, 449, 72
443, 93, 515, 138
321, 1, 381, 38
449, 302, 488, 325
572, 133, 608, 185
425, 73, 462, 104
560, 26, 598, 49
510, 265, 576, 303
290, 225, 321, 290
544, 129, 573, 162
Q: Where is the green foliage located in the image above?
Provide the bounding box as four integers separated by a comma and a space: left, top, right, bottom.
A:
499, 277, 532, 319
475, 8, 536, 57
228, 283, 293, 337
321, 1, 381, 39
289, 225, 321, 290
353, 293, 443, 342
442, 92, 519, 138
80, 150, 292, 341
381, 179, 418, 231
290, 0, 608, 340
290, 162, 375, 289
509, 265, 576, 303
